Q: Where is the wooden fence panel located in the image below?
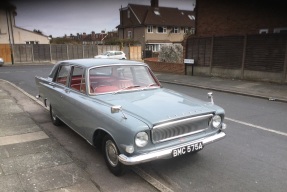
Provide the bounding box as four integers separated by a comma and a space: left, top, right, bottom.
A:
245, 34, 287, 72
33, 44, 50, 62
213, 36, 244, 69
13, 44, 33, 63
129, 46, 142, 60
186, 37, 212, 66
51, 45, 68, 61
0, 44, 11, 63
186, 34, 287, 73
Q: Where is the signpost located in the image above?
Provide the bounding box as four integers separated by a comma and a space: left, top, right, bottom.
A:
184, 59, 195, 76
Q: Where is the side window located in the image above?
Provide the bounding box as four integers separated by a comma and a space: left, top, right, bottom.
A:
70, 66, 86, 94
55, 65, 71, 85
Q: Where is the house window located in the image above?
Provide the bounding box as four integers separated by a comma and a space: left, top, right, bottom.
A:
128, 10, 130, 18
146, 44, 161, 52
184, 28, 195, 34
147, 26, 153, 33
25, 41, 39, 44
274, 27, 287, 34
128, 31, 132, 39
171, 27, 180, 33
157, 26, 167, 33
191, 28, 195, 34
259, 29, 269, 34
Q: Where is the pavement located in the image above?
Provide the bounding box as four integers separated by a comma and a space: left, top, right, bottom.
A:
0, 73, 287, 191
156, 73, 287, 103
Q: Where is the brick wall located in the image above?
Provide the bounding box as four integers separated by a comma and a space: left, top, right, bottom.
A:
195, 0, 287, 36
144, 58, 185, 75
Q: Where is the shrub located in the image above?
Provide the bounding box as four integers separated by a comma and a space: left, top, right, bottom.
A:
158, 44, 183, 63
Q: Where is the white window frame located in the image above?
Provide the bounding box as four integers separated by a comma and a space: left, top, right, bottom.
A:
157, 26, 167, 34
259, 29, 269, 34
147, 26, 153, 33
128, 31, 132, 39
273, 27, 287, 33
172, 27, 180, 33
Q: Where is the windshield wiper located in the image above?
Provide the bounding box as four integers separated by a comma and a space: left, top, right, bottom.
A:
147, 83, 158, 87
113, 85, 141, 94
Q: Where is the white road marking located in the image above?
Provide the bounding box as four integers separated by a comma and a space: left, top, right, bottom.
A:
225, 117, 287, 137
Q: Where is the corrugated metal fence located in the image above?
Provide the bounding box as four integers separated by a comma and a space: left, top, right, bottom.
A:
185, 34, 287, 83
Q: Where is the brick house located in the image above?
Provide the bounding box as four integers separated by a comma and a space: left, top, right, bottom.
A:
68, 31, 118, 45
194, 0, 287, 36
117, 0, 195, 52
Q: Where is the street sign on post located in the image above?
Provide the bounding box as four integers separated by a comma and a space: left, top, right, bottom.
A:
184, 59, 195, 75
184, 59, 194, 64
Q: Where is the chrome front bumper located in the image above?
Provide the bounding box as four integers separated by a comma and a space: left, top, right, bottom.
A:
118, 131, 226, 165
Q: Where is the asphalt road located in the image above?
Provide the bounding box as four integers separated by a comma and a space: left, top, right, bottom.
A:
1, 64, 287, 192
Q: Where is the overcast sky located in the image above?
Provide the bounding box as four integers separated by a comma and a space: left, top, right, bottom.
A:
10, 0, 195, 37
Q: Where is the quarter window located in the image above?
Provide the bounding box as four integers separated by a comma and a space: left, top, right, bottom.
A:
55, 65, 71, 85
70, 66, 86, 94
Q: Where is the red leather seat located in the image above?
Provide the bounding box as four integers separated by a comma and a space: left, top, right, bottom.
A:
94, 86, 119, 93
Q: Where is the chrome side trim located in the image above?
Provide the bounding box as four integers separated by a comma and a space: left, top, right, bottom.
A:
118, 131, 226, 165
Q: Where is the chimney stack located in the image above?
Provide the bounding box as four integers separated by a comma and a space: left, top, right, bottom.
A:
151, 0, 159, 8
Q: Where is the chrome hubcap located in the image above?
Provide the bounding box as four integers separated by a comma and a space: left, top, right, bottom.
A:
105, 140, 118, 167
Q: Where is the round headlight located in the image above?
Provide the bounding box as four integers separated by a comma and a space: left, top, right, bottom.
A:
212, 115, 222, 128
135, 132, 148, 147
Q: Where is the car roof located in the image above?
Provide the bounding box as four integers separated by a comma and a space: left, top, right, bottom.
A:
58, 58, 145, 68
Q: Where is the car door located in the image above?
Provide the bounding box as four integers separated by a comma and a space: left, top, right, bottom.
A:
61, 65, 91, 138
49, 64, 72, 124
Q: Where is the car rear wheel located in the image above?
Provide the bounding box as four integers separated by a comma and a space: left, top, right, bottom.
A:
50, 105, 62, 126
102, 135, 126, 176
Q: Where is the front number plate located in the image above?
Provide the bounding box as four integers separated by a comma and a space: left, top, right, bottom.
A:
172, 142, 203, 157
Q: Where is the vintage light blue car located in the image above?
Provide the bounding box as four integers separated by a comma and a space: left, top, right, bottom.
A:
35, 58, 226, 176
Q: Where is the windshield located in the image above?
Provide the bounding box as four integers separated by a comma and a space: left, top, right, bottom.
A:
89, 65, 160, 94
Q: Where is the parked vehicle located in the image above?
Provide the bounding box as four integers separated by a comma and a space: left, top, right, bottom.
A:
35, 58, 226, 176
94, 51, 126, 59
0, 58, 4, 66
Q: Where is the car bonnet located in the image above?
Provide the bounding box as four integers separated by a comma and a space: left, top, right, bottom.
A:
95, 88, 221, 126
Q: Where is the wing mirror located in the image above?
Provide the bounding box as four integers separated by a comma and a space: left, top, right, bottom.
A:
111, 105, 127, 119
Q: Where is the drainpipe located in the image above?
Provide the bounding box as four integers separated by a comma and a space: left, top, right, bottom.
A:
6, 9, 14, 64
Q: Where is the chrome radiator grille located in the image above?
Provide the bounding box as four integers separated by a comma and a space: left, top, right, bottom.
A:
152, 114, 213, 143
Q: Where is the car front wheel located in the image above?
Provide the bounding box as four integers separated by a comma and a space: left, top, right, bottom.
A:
102, 135, 126, 176
50, 105, 62, 126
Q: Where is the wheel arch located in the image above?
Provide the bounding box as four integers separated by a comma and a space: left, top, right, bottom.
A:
92, 129, 109, 147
